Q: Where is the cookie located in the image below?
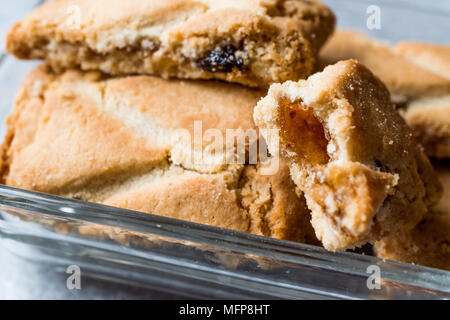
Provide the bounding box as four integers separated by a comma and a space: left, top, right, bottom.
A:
395, 42, 450, 80
375, 163, 450, 271
6, 0, 335, 88
318, 29, 450, 103
254, 60, 442, 251
394, 42, 450, 159
0, 65, 315, 243
403, 96, 450, 159
319, 29, 450, 159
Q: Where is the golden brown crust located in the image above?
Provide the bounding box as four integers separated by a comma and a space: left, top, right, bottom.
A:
395, 42, 450, 80
254, 60, 442, 251
393, 42, 450, 159
6, 0, 335, 87
105, 159, 313, 242
0, 66, 56, 182
403, 96, 450, 159
0, 66, 313, 243
238, 160, 315, 241
318, 30, 450, 102
375, 163, 450, 271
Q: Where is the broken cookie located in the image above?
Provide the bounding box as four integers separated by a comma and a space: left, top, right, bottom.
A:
318, 30, 450, 103
319, 30, 450, 159
6, 0, 335, 87
254, 59, 442, 251
0, 65, 315, 243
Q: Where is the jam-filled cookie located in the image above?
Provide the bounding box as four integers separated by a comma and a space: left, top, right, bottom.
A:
254, 60, 442, 251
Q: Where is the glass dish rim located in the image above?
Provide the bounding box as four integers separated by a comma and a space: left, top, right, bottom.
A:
1, 184, 449, 299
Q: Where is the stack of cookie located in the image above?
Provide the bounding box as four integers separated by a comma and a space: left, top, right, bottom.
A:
1, 0, 449, 271
1, 0, 336, 245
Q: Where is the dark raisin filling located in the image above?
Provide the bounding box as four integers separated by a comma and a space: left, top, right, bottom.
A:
196, 45, 244, 73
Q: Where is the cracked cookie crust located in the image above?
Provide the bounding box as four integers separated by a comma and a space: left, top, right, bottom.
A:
0, 65, 313, 243
6, 0, 335, 88
254, 60, 442, 251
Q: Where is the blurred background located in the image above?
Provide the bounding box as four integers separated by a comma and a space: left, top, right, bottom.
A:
0, 0, 449, 299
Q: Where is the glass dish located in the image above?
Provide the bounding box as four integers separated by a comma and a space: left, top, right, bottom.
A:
0, 0, 449, 300
1, 185, 450, 300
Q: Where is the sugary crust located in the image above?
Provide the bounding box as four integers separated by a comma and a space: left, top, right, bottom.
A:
319, 30, 450, 160
318, 30, 450, 102
395, 42, 450, 80
0, 66, 313, 243
6, 0, 335, 87
375, 164, 450, 271
254, 60, 442, 251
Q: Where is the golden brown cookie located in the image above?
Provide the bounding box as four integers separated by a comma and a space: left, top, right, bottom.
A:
254, 60, 442, 251
318, 29, 450, 103
403, 96, 450, 159
394, 42, 450, 159
0, 65, 314, 243
6, 0, 335, 88
319, 30, 450, 159
395, 42, 450, 80
375, 163, 450, 271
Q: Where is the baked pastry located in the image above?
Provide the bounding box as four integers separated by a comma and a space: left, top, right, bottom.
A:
403, 96, 450, 159
318, 29, 450, 104
0, 65, 316, 243
395, 42, 450, 80
319, 30, 450, 159
394, 42, 450, 159
375, 163, 450, 271
254, 60, 442, 251
6, 0, 335, 88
